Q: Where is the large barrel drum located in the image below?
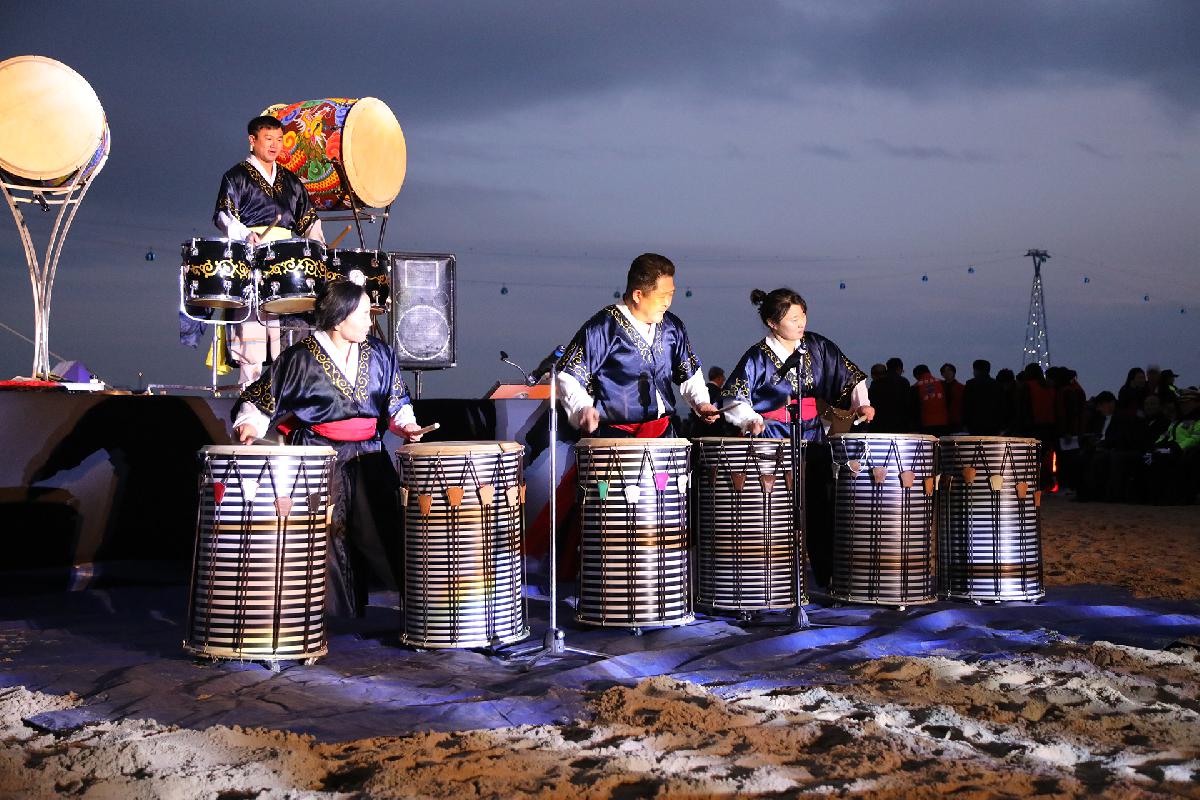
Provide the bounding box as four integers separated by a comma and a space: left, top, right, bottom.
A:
829, 433, 938, 608
575, 438, 693, 629
396, 441, 528, 649
264, 97, 406, 210
694, 437, 801, 614
185, 445, 336, 663
938, 436, 1044, 602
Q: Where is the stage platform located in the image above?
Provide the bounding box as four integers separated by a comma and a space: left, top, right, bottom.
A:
0, 391, 564, 590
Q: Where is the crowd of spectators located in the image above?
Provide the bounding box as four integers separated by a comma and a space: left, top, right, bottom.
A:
866, 359, 1199, 505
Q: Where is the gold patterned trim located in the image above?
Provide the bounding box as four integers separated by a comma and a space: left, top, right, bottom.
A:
241, 375, 276, 415
295, 207, 318, 235
722, 375, 752, 405
559, 342, 593, 392
835, 353, 868, 405
305, 335, 370, 403
606, 305, 664, 363
242, 161, 284, 197
217, 195, 237, 218
674, 340, 700, 385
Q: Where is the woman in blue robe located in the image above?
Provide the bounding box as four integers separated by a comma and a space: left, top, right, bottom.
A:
721, 288, 875, 589
233, 281, 424, 616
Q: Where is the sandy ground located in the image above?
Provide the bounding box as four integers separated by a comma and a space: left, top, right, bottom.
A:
2, 495, 1198, 799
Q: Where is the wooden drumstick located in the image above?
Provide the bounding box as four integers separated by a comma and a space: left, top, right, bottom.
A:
328, 225, 353, 248
254, 214, 283, 245
411, 422, 440, 436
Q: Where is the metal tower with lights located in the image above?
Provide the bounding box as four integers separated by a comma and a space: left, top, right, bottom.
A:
1022, 249, 1051, 370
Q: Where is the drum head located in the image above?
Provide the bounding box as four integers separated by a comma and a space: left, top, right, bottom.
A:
0, 56, 106, 180
576, 437, 691, 449
201, 444, 337, 457
399, 441, 523, 456
342, 97, 406, 208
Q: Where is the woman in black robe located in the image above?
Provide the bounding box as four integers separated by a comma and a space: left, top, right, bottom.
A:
233, 281, 424, 616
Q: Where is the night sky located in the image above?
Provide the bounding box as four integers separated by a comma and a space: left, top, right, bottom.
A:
2, 1, 1197, 397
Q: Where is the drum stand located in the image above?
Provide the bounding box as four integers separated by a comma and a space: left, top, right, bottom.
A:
0, 172, 96, 379
172, 270, 253, 397
507, 360, 605, 666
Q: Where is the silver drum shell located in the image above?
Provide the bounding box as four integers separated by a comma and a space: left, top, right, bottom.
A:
829, 433, 938, 607
185, 445, 336, 662
694, 437, 801, 613
937, 436, 1044, 602
575, 438, 693, 628
396, 441, 529, 649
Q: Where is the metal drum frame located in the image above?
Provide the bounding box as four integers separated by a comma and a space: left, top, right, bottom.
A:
185, 445, 336, 665
396, 441, 528, 649
938, 436, 1044, 603
694, 437, 801, 615
574, 438, 693, 631
829, 434, 938, 608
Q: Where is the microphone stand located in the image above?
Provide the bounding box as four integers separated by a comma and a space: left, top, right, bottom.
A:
500, 351, 604, 665
787, 346, 811, 630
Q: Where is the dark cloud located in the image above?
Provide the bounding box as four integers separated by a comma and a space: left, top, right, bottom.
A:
869, 139, 999, 163
7, 1, 1199, 129
1075, 141, 1121, 160
801, 143, 854, 160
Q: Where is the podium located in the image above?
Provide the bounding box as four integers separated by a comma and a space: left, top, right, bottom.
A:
486, 383, 550, 400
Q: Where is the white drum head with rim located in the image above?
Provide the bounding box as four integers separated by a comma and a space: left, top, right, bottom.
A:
342, 97, 406, 208
0, 55, 105, 180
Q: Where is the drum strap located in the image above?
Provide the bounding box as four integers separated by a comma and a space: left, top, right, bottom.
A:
609, 416, 671, 438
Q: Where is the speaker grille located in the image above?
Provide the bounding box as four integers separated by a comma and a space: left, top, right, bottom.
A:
389, 253, 455, 368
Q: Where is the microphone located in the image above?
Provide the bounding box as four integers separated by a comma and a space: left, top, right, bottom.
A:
499, 351, 532, 385
773, 343, 808, 384
527, 344, 567, 386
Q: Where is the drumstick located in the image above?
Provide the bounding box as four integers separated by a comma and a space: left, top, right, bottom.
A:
328, 225, 353, 248
411, 422, 440, 436
257, 214, 283, 243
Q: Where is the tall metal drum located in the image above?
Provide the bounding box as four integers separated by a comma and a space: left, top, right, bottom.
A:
938, 436, 1044, 602
396, 441, 528, 649
829, 433, 938, 608
185, 445, 336, 664
575, 438, 693, 629
694, 437, 801, 614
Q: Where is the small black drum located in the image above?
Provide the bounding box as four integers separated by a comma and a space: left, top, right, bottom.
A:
256, 238, 328, 314
938, 436, 1044, 603
829, 433, 938, 608
326, 248, 389, 314
574, 438, 693, 630
694, 437, 802, 615
181, 238, 254, 308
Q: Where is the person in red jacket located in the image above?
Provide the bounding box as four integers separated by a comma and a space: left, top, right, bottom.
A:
941, 363, 965, 433
912, 364, 950, 436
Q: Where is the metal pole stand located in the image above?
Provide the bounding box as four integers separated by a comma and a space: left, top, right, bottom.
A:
787, 393, 811, 631
507, 361, 605, 666
1, 169, 97, 380
159, 267, 252, 397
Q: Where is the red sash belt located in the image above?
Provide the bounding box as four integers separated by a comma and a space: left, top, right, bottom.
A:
760, 398, 818, 424
309, 417, 379, 441
609, 416, 672, 438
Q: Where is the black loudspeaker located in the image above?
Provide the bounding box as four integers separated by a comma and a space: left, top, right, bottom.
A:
388, 252, 456, 369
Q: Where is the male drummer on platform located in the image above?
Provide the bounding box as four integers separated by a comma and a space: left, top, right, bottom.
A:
213, 115, 325, 383
555, 253, 721, 437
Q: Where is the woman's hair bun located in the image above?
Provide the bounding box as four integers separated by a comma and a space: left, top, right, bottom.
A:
750, 288, 767, 305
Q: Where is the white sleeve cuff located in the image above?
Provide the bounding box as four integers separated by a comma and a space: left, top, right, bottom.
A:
390, 403, 416, 430
216, 211, 251, 241
232, 401, 270, 440
679, 369, 710, 411
305, 217, 326, 243
555, 371, 594, 429
850, 380, 870, 410
722, 400, 762, 433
